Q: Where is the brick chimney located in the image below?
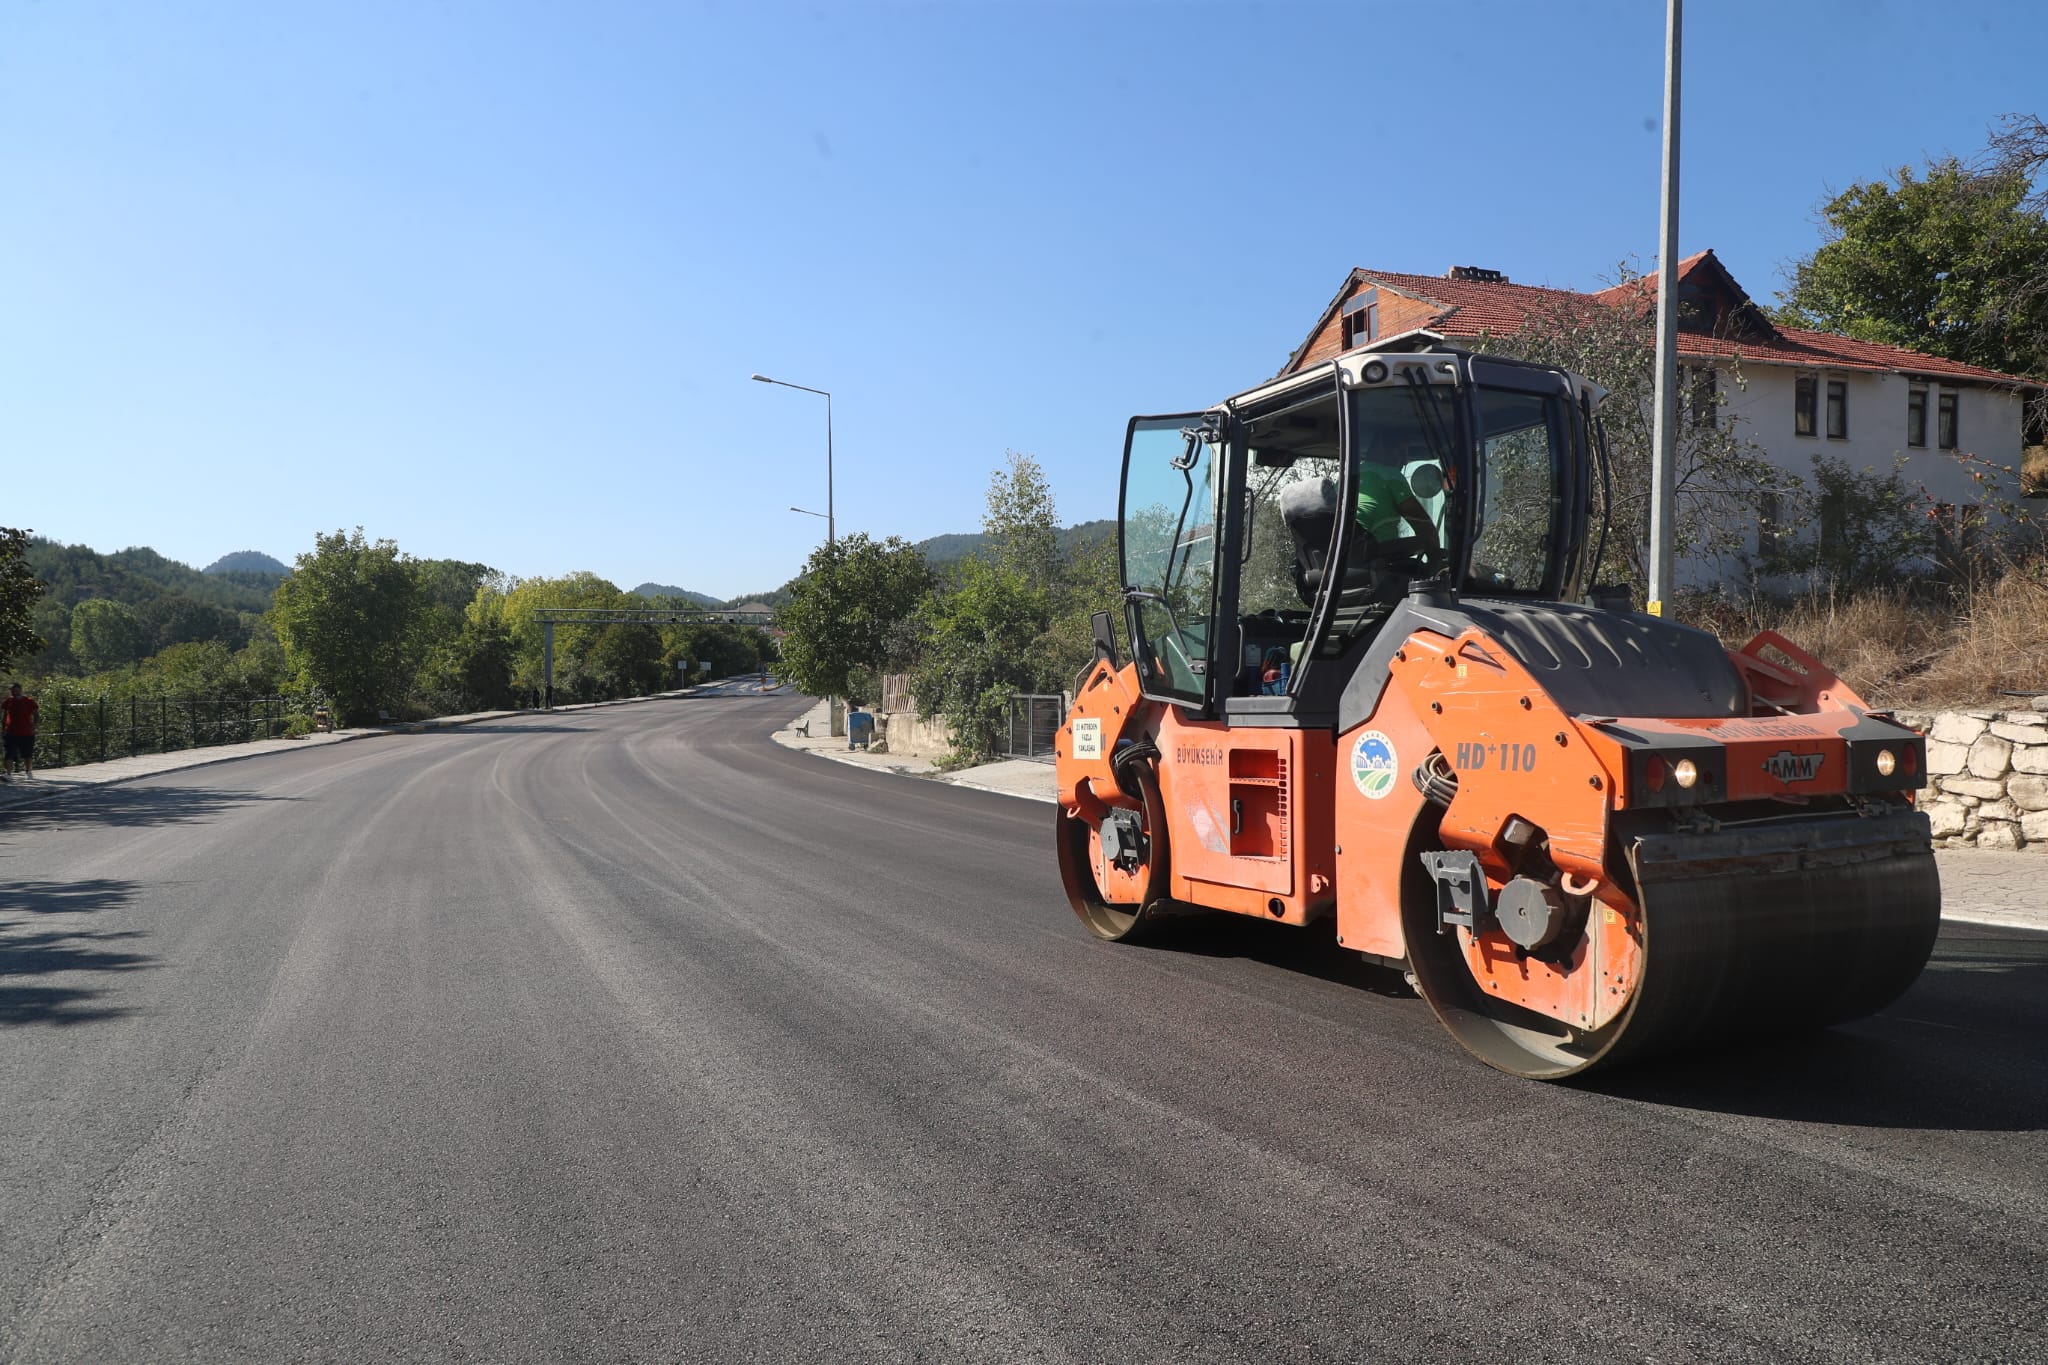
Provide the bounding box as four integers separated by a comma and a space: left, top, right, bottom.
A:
1446, 266, 1508, 284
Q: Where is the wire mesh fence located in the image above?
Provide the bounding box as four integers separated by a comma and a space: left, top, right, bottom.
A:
31, 691, 319, 771
1004, 693, 1066, 762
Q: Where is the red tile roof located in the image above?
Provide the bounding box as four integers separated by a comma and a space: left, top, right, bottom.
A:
1315, 251, 2039, 387
1664, 324, 2036, 384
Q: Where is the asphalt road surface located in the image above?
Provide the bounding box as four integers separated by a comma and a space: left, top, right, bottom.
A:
3, 691, 2044, 1363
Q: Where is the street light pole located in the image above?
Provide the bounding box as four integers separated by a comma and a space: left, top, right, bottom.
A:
752, 374, 834, 545
1647, 0, 1682, 618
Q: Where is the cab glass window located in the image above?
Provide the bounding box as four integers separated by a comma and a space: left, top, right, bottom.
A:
1121, 417, 1220, 703
1305, 384, 1459, 659
1465, 390, 1560, 595
1236, 386, 1342, 694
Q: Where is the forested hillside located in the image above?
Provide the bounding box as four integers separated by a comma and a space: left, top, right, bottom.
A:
24, 539, 285, 674
204, 550, 291, 575
630, 583, 723, 607
915, 518, 1114, 568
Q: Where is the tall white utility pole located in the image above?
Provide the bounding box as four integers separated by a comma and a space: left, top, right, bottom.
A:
1646, 0, 1682, 616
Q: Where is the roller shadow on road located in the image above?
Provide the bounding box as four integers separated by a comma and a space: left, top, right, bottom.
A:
0, 879, 151, 1027
1135, 912, 1417, 998
1581, 926, 2048, 1131
1138, 910, 2047, 1131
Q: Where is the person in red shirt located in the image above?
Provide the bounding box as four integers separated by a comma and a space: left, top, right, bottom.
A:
2, 682, 37, 780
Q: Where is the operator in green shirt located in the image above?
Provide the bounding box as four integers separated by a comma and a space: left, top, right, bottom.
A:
1287, 454, 1445, 668
1353, 456, 1441, 562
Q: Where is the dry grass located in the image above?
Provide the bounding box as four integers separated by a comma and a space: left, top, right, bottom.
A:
1910, 571, 2048, 706
1693, 565, 2048, 709
2026, 445, 2047, 497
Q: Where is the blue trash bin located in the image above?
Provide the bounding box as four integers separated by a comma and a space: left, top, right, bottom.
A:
848, 710, 875, 750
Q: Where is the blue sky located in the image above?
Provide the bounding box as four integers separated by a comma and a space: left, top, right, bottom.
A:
6, 0, 2044, 599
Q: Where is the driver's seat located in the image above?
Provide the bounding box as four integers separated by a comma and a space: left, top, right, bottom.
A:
1279, 476, 1383, 607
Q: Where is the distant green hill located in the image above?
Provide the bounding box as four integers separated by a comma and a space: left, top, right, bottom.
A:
24, 539, 282, 675
630, 583, 725, 608
916, 518, 1116, 567
204, 550, 291, 575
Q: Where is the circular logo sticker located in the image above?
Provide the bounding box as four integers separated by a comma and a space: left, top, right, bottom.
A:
1351, 730, 1398, 800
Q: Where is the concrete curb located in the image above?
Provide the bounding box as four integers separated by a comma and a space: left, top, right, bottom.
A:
1942, 910, 2048, 932
766, 700, 1058, 802
942, 774, 1058, 804
935, 759, 1059, 804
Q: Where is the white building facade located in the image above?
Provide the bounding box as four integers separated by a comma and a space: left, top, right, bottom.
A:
1285, 251, 2041, 589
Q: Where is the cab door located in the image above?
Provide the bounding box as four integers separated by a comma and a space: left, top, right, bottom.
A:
1119, 413, 1226, 715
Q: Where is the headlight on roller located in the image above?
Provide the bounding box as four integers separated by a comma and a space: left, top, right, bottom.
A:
1875, 748, 1898, 777
1673, 759, 1699, 790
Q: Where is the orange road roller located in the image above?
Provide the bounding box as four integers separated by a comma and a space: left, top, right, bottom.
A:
1054, 345, 1939, 1079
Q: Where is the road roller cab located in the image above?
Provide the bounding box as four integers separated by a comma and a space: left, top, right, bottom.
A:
1055, 344, 1940, 1079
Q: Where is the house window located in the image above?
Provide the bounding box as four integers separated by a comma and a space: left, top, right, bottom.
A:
1826, 379, 1848, 439
1938, 392, 1958, 449
1341, 288, 1380, 349
1907, 388, 1927, 447
1688, 366, 1718, 429
1795, 375, 1816, 436
1757, 490, 1791, 566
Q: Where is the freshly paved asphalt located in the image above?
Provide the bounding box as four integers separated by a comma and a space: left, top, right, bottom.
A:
2, 689, 2043, 1363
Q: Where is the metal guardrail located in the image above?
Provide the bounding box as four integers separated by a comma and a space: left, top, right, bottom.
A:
1004, 693, 1065, 763
34, 691, 314, 771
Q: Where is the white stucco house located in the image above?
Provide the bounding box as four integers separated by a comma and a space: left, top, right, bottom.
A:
1282, 250, 2043, 585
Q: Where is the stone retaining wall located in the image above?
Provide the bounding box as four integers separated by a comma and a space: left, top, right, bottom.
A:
1898, 698, 2048, 850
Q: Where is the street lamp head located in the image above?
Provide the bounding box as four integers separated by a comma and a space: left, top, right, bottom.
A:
751, 373, 772, 383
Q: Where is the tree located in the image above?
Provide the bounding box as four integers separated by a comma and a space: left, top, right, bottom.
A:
0, 528, 45, 672
773, 534, 931, 700
269, 529, 429, 724
982, 451, 1062, 592
662, 618, 770, 682
908, 454, 1101, 759
909, 554, 1052, 760
1037, 524, 1122, 691
1769, 455, 1937, 591
137, 596, 248, 653
407, 560, 513, 709
489, 571, 657, 702
1481, 283, 1796, 599
1777, 145, 2048, 436
69, 599, 152, 673
417, 615, 519, 712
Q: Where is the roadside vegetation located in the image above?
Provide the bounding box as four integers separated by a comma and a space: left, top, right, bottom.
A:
1, 527, 774, 731
772, 452, 1118, 762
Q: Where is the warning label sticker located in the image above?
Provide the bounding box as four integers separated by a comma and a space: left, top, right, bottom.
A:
1071, 718, 1103, 760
